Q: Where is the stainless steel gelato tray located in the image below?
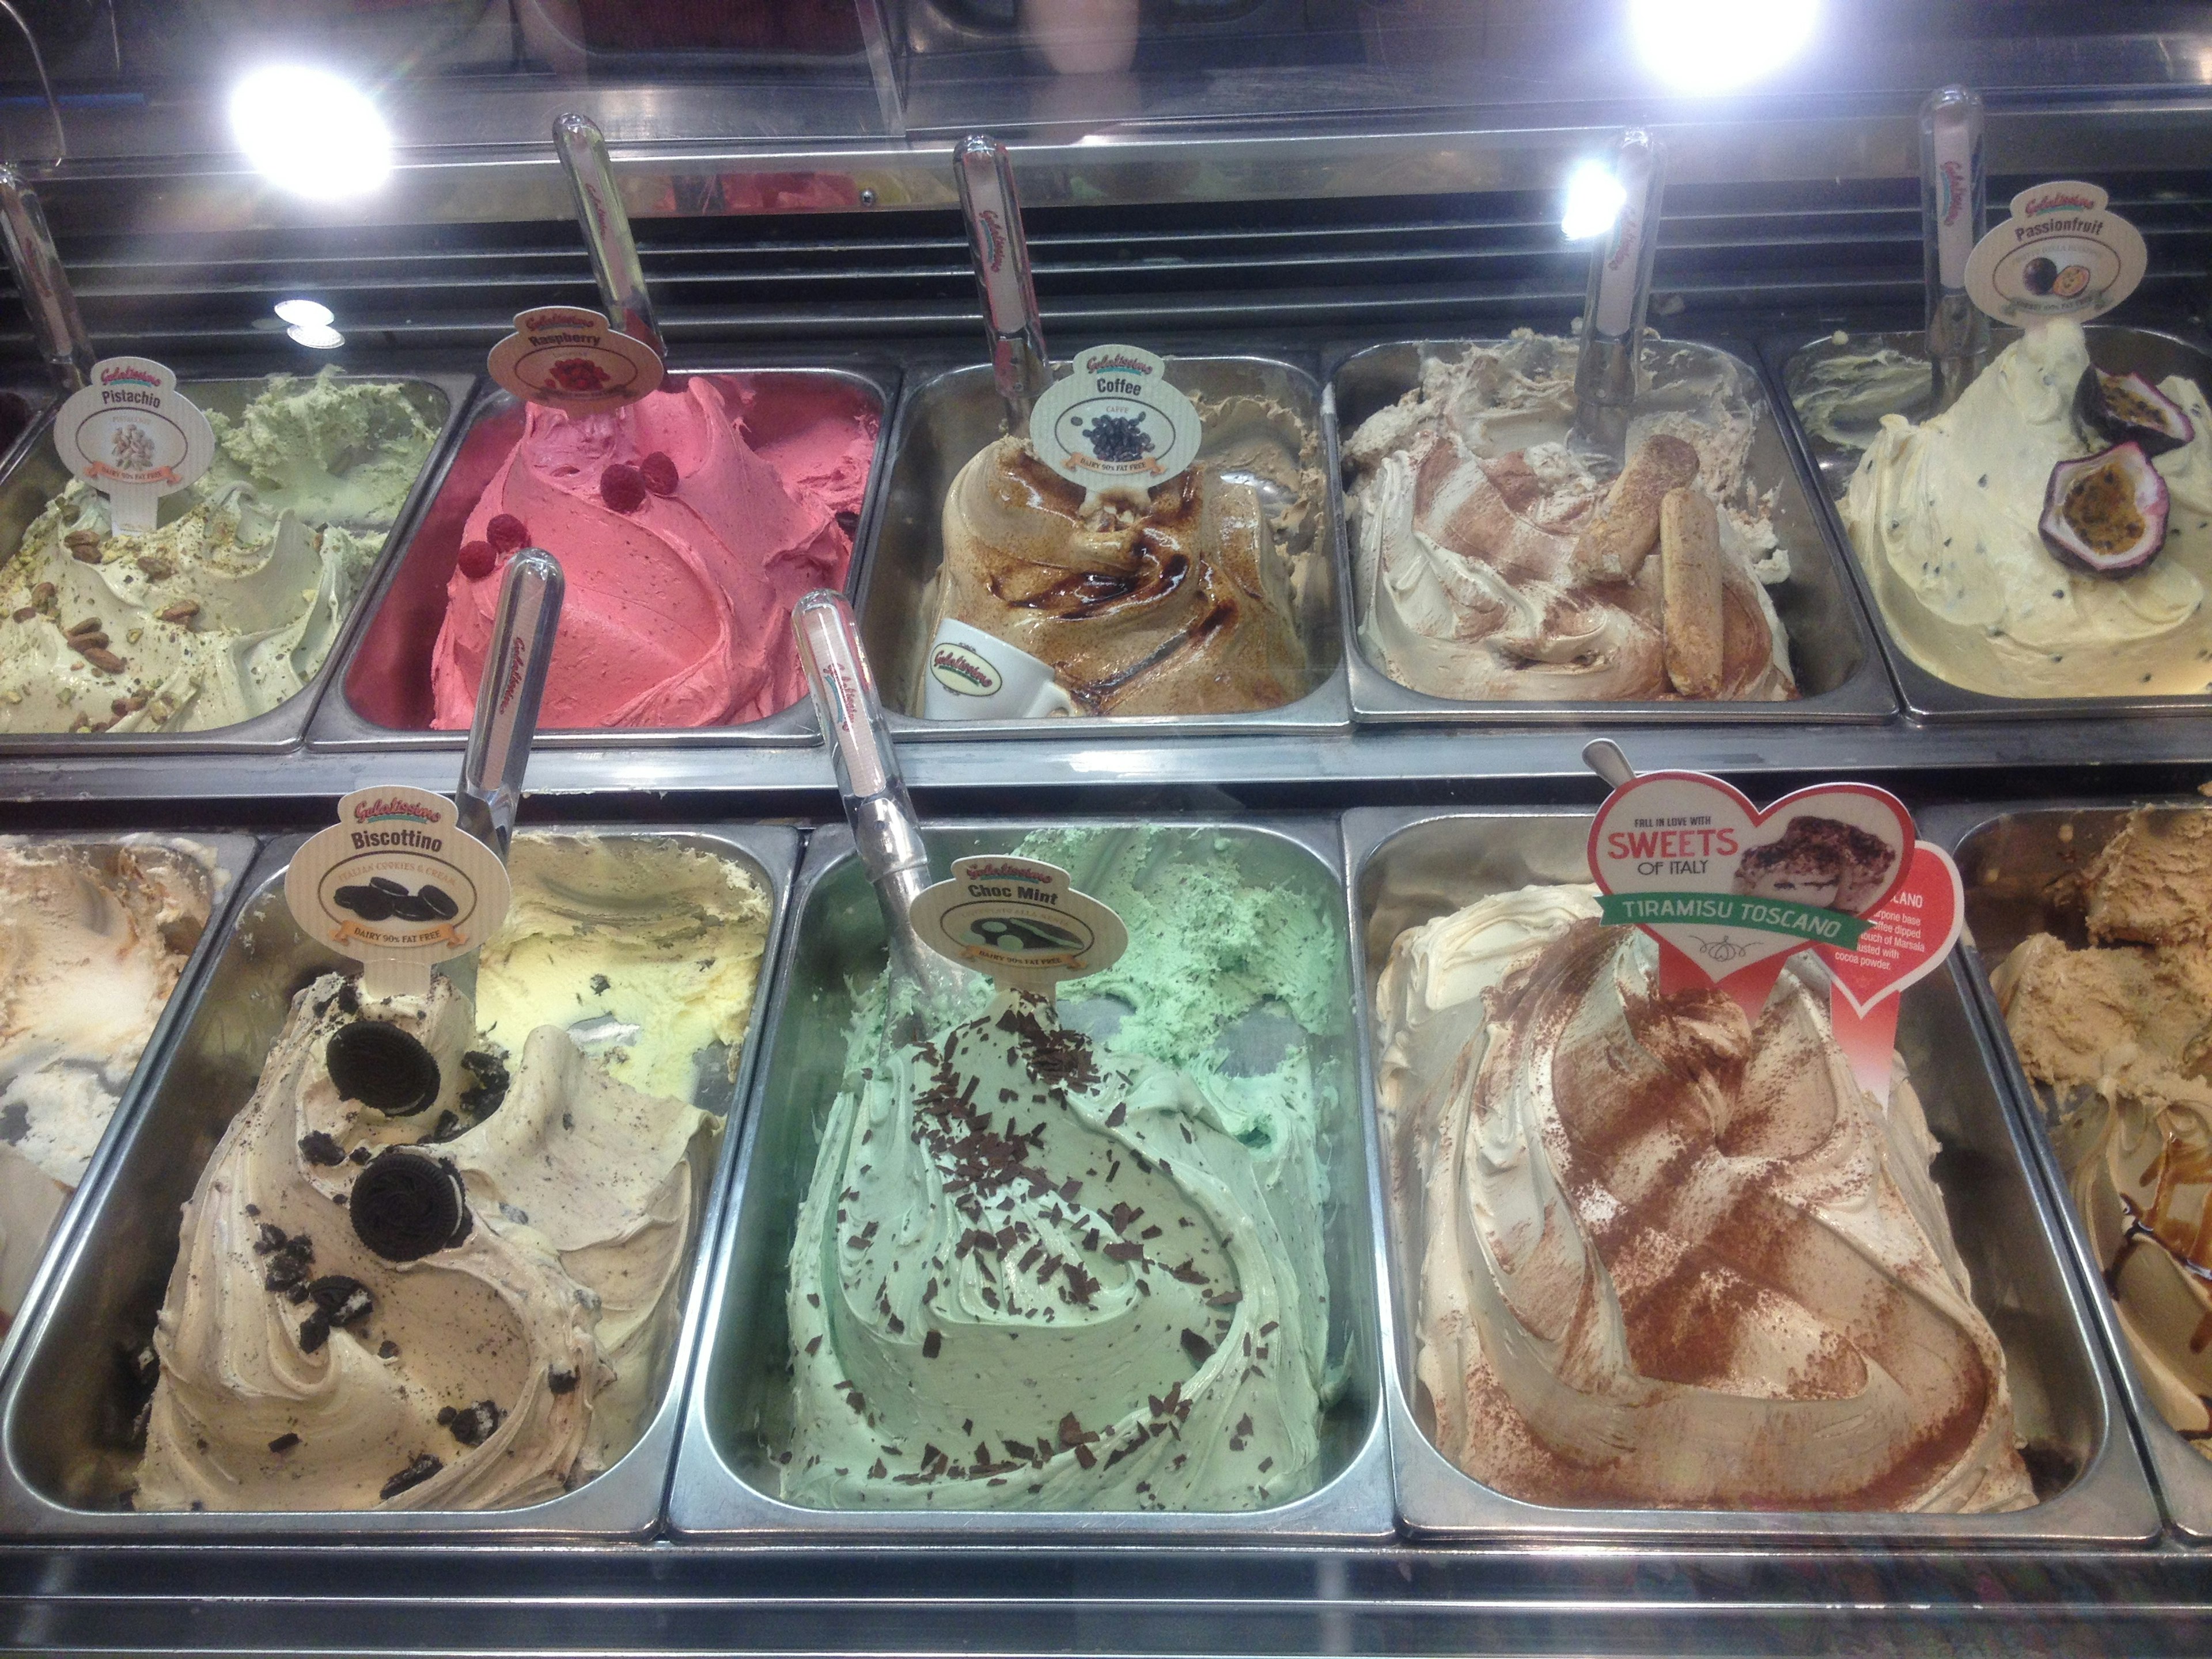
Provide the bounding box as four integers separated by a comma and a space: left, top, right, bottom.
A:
0, 372, 474, 755
0, 830, 255, 1382
0, 822, 797, 1539
855, 357, 1351, 741
1930, 798, 2212, 1542
1327, 337, 1894, 725
669, 818, 1392, 1539
1766, 324, 2212, 722
313, 365, 897, 751
1343, 806, 2156, 1545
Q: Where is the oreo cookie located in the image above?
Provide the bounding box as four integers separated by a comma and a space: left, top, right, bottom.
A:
349, 1149, 472, 1262
325, 1020, 441, 1118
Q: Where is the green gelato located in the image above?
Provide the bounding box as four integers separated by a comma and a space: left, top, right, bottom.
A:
775, 827, 1346, 1512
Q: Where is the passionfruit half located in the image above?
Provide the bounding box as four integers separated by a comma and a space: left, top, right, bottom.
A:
2040, 441, 2170, 578
2074, 365, 2195, 457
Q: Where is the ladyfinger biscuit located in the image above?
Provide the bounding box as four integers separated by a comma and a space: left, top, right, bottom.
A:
1569, 433, 1700, 583
1659, 484, 1724, 698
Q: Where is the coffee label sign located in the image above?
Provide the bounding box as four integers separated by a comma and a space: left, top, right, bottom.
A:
286, 787, 511, 1000
1029, 345, 1203, 493
53, 358, 216, 534
909, 855, 1127, 995
1963, 180, 2146, 325
488, 306, 664, 415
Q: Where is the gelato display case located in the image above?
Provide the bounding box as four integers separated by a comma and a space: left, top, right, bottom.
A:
7, 2, 2212, 1654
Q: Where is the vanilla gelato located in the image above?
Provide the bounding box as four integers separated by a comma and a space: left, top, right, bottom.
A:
0, 839, 215, 1324
1342, 333, 1796, 703
1993, 808, 2212, 1453
1842, 320, 2212, 699
1375, 885, 2032, 1512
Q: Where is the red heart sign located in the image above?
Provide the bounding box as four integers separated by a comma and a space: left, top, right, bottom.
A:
1816, 842, 1965, 1014
1586, 771, 1916, 1017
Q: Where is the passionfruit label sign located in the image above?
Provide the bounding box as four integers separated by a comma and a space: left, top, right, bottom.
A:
1587, 771, 1917, 1017
1029, 346, 1203, 493
910, 855, 1127, 995
52, 358, 216, 535
1963, 180, 2146, 325
285, 787, 512, 999
488, 306, 664, 415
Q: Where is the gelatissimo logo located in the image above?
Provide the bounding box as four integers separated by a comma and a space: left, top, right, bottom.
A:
976, 207, 1007, 274
497, 636, 528, 712
2021, 187, 2100, 218
1939, 159, 1968, 226
97, 363, 161, 389
352, 794, 442, 825
1606, 209, 1641, 270
518, 307, 604, 343
961, 858, 1057, 885
929, 641, 1002, 696
1082, 349, 1153, 378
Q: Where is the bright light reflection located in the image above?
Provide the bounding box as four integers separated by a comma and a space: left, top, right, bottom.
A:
1561, 160, 1628, 240
1629, 0, 1817, 92
230, 66, 392, 199
274, 298, 334, 328
287, 322, 345, 350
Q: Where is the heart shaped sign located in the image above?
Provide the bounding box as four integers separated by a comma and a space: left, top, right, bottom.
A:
1586, 771, 1916, 1012
1816, 842, 1965, 1016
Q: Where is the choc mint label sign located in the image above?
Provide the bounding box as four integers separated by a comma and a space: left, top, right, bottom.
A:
285, 787, 512, 999
908, 855, 1127, 995
1028, 344, 1203, 493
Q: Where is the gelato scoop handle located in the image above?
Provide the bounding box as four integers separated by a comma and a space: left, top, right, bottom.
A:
1571, 130, 1666, 459
956, 134, 1053, 437
1921, 85, 1990, 411
456, 548, 565, 862
552, 112, 666, 363
793, 590, 961, 1000
0, 165, 90, 391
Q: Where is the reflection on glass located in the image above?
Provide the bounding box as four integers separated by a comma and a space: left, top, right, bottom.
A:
1560, 158, 1627, 241
1629, 0, 1820, 90
229, 65, 391, 199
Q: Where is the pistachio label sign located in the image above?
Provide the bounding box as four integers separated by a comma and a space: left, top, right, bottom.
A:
53, 358, 216, 534
1964, 180, 2146, 325
285, 787, 512, 1000
1588, 771, 1916, 1017
488, 306, 664, 415
910, 855, 1127, 995
1029, 346, 1203, 493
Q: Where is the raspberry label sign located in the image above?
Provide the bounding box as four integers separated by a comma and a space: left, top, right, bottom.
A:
286, 787, 511, 1000
909, 855, 1127, 996
1963, 180, 2146, 325
488, 306, 664, 415
1028, 345, 1203, 494
1588, 771, 1915, 1017
52, 358, 216, 534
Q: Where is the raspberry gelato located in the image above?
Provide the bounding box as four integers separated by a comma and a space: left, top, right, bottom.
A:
429, 374, 877, 730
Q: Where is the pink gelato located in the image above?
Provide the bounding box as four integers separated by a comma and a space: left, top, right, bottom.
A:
429, 373, 877, 729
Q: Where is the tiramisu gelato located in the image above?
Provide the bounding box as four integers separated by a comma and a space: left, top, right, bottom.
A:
923, 393, 1318, 717
1374, 884, 2032, 1512
0, 370, 438, 734
130, 835, 770, 1513
0, 838, 215, 1324
1841, 320, 2212, 699
1992, 808, 2212, 1452
428, 374, 878, 730
1342, 333, 1796, 703
775, 828, 1345, 1510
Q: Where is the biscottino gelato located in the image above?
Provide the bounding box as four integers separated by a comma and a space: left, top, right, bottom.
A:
131, 835, 770, 1513
923, 392, 1317, 717
1343, 333, 1796, 703
1993, 808, 2212, 1455
775, 828, 1346, 1510
1374, 884, 2032, 1512
0, 838, 215, 1325
429, 374, 877, 730
0, 370, 437, 734
1842, 320, 2212, 699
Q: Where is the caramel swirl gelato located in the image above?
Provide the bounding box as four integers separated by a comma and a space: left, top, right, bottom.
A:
1993, 809, 2212, 1452
925, 393, 1316, 716
1374, 885, 2031, 1512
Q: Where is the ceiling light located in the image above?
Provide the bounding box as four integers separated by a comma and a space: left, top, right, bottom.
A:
1561, 160, 1629, 241
287, 323, 345, 350
274, 298, 334, 328
230, 66, 392, 199
1628, 0, 1818, 93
